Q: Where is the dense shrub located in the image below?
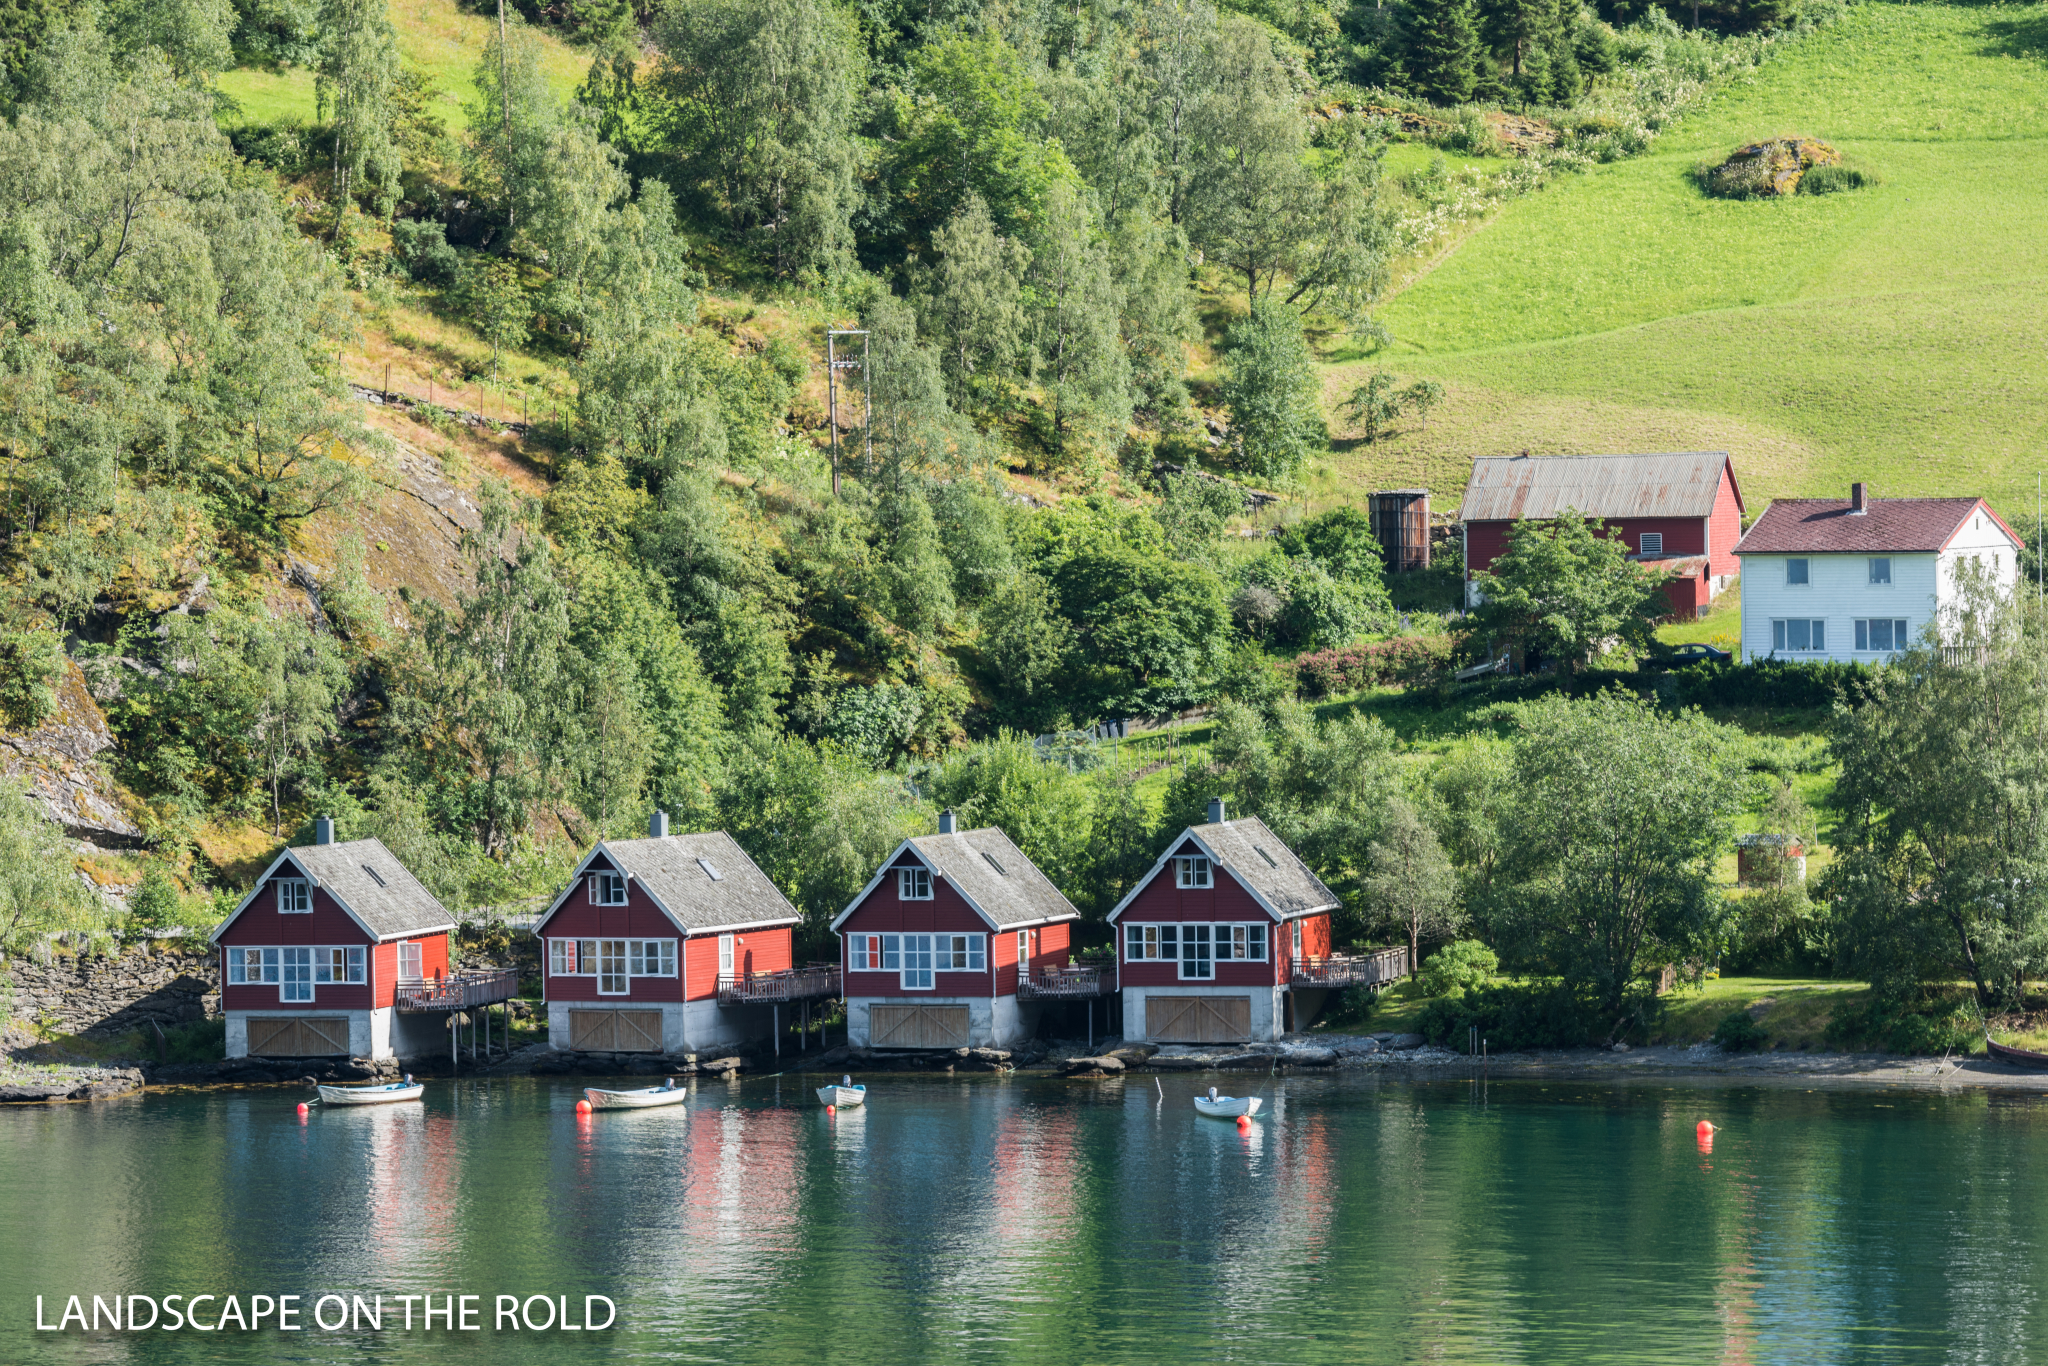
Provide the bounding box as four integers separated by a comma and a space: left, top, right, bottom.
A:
1470, 657, 1879, 710
1417, 980, 1641, 1050
390, 218, 461, 287
1417, 938, 1499, 997
1825, 992, 1978, 1056
1711, 1009, 1768, 1052
1798, 163, 1873, 195
1293, 636, 1455, 696
159, 1017, 227, 1063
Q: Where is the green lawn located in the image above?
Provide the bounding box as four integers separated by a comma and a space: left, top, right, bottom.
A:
217, 0, 591, 131
1327, 1, 2048, 513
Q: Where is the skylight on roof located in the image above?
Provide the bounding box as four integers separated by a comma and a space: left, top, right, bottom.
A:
1253, 845, 1278, 868
981, 850, 1008, 875
697, 858, 723, 881
362, 864, 387, 887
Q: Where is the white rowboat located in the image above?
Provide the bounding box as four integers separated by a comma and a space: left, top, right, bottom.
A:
817, 1081, 866, 1107
583, 1084, 688, 1110
1193, 1094, 1261, 1120
317, 1082, 424, 1106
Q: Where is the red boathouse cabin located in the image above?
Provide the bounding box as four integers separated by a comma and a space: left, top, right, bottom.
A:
211, 817, 457, 1059
1109, 800, 1341, 1044
535, 813, 802, 1052
1458, 451, 1746, 618
833, 812, 1080, 1049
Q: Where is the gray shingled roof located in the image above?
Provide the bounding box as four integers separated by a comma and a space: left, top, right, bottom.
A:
595, 831, 799, 933
1186, 817, 1338, 918
1458, 452, 1737, 522
285, 838, 454, 939
907, 827, 1079, 930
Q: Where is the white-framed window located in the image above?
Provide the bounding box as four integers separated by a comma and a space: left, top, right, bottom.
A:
598, 939, 628, 994
1772, 619, 1827, 653
898, 866, 933, 900
281, 947, 314, 1002
1175, 856, 1211, 889
1639, 532, 1663, 555
1017, 929, 1031, 973
896, 933, 933, 990
718, 933, 735, 977
1179, 924, 1212, 980
399, 940, 424, 981
314, 947, 365, 984
1786, 558, 1809, 586
590, 872, 628, 906
1868, 557, 1892, 585
549, 940, 601, 975
276, 879, 311, 914
937, 934, 984, 971
226, 946, 279, 985
1126, 924, 1158, 960
1213, 924, 1268, 962
629, 940, 677, 977
847, 933, 882, 971
1855, 618, 1910, 653
1292, 920, 1304, 960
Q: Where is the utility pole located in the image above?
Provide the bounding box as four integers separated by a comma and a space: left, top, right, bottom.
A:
826, 329, 868, 498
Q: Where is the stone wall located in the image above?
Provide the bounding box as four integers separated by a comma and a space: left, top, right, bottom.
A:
3, 939, 218, 1038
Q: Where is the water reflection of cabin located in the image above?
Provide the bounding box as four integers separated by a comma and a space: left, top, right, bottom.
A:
536, 813, 833, 1053
1110, 799, 1408, 1043
832, 811, 1091, 1050
212, 818, 504, 1059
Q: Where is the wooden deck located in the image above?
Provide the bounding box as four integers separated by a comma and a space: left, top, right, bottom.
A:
715, 964, 842, 1005
395, 967, 521, 1013
1017, 965, 1117, 1000
1289, 948, 1410, 990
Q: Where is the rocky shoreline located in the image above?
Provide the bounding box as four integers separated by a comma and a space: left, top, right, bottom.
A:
5, 1031, 2041, 1102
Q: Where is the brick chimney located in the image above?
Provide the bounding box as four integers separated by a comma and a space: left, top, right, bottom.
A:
1851, 482, 1868, 515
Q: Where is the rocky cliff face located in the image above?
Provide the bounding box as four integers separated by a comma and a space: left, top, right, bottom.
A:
1, 661, 140, 849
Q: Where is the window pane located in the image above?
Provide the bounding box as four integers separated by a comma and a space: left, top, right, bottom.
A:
1789, 619, 1809, 650
1811, 620, 1825, 651
969, 935, 984, 970
1872, 619, 1892, 651
1870, 558, 1891, 584
1127, 925, 1142, 960
882, 934, 900, 970
1895, 620, 1908, 648
1855, 620, 1869, 651
1248, 924, 1266, 960
630, 942, 646, 976
1774, 620, 1786, 651
349, 947, 364, 982
1160, 925, 1176, 957
1787, 559, 1808, 585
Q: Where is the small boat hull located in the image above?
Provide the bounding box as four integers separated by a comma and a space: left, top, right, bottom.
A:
583, 1086, 688, 1110
1987, 1038, 2048, 1070
317, 1083, 424, 1106
817, 1084, 866, 1107
1193, 1095, 1262, 1120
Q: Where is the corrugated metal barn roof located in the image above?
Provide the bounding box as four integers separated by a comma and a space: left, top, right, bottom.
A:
1458, 453, 1733, 522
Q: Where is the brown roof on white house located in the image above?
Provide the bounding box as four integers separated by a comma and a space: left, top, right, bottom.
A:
1458, 453, 1737, 523
905, 827, 1080, 930
1733, 497, 2013, 555
213, 837, 455, 942
590, 831, 800, 933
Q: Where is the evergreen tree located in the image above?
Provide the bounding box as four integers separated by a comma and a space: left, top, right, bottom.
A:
1402, 0, 1480, 104
315, 0, 401, 225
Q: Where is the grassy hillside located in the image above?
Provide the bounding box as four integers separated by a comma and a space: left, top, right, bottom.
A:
1325, 0, 2048, 511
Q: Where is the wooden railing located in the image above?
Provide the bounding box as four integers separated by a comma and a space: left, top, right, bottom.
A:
394, 967, 521, 1012
715, 964, 842, 1005
1018, 965, 1116, 1000
1289, 947, 1409, 990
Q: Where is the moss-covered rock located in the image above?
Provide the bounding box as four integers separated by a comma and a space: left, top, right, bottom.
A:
1703, 137, 1841, 198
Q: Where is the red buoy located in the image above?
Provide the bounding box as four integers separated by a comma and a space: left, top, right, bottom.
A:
575, 1099, 592, 1115
1236, 1115, 1251, 1131
297, 1102, 309, 1117
826, 1104, 836, 1115
1696, 1120, 1716, 1138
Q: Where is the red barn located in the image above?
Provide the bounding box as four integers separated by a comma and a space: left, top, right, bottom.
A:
832, 812, 1080, 1049
1458, 452, 1746, 619
1108, 800, 1341, 1044
535, 813, 803, 1053
211, 818, 457, 1059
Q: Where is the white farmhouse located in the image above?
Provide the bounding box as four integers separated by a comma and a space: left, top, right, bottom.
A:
1733, 483, 2022, 663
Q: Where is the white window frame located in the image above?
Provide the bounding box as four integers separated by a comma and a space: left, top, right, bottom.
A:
936, 933, 984, 972
1855, 618, 1910, 653
1868, 557, 1892, 586
1292, 920, 1304, 960
313, 946, 365, 985
847, 933, 882, 972
590, 872, 628, 906
900, 933, 934, 990
1017, 929, 1031, 974
629, 940, 677, 977
280, 946, 314, 1003
276, 879, 311, 914
1786, 558, 1809, 586
1639, 532, 1663, 556
549, 938, 574, 976
1175, 856, 1212, 889
1247, 923, 1267, 962
227, 946, 281, 985
1772, 619, 1828, 653
399, 940, 424, 982
597, 939, 628, 995
1210, 923, 1267, 962
1178, 924, 1212, 980
718, 933, 735, 978
898, 866, 933, 900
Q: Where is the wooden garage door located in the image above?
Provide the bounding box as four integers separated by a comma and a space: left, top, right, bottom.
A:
1146, 996, 1252, 1044
248, 1017, 351, 1056
870, 1004, 971, 1049
568, 1009, 664, 1052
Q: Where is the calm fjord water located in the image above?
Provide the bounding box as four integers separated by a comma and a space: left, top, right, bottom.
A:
1, 1074, 2041, 1364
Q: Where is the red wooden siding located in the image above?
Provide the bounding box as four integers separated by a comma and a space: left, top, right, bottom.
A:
221, 874, 377, 1011
1117, 840, 1288, 989
1707, 464, 1743, 580
840, 850, 1028, 998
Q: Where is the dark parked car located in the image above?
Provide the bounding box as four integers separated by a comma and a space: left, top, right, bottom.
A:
1666, 642, 1733, 665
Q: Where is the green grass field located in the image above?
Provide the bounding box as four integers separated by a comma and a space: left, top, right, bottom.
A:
1325, 1, 2048, 512
217, 0, 590, 130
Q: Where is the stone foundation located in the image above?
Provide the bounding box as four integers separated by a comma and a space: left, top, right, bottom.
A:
3, 939, 218, 1038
